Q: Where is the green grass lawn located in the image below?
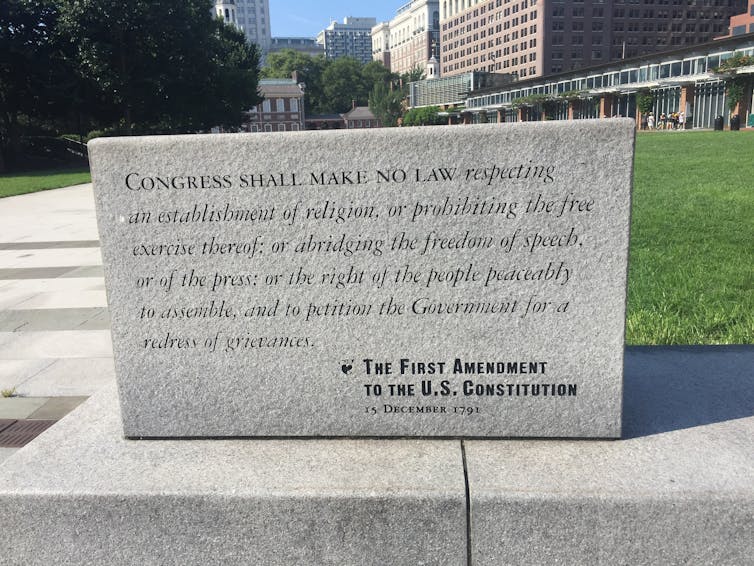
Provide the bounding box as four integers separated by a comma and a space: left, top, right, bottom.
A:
0, 167, 91, 198
627, 130, 754, 344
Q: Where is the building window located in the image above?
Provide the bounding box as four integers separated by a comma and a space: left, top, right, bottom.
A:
276, 99, 285, 112
278, 124, 286, 131
262, 100, 271, 112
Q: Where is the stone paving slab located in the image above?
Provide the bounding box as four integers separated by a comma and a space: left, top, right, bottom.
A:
0, 277, 104, 292
0, 277, 105, 309
0, 184, 100, 243
465, 346, 754, 566
0, 359, 55, 389
0, 386, 467, 566
11, 291, 107, 310
4, 358, 114, 397
0, 397, 49, 419
27, 396, 88, 419
0, 308, 109, 331
1, 357, 114, 397
58, 265, 104, 278
0, 248, 103, 269
0, 266, 102, 280
0, 240, 100, 250
0, 330, 112, 359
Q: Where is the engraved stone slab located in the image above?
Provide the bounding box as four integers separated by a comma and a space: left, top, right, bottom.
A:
89, 120, 634, 437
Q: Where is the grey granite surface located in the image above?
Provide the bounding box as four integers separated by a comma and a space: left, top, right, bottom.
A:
1, 347, 752, 565
0, 384, 466, 566
466, 346, 754, 566
89, 121, 634, 437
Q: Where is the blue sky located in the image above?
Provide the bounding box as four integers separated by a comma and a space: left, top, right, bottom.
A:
270, 1, 398, 37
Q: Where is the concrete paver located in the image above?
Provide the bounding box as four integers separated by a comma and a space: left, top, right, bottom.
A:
0, 330, 113, 359
0, 308, 109, 331
0, 248, 103, 269
0, 359, 55, 389
17, 357, 115, 396
0, 397, 49, 419
27, 397, 88, 419
0, 183, 100, 243
11, 291, 107, 310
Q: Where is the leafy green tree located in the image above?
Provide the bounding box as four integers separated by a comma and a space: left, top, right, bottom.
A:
368, 81, 403, 127
321, 57, 369, 113
361, 61, 394, 91
56, 0, 261, 134
401, 66, 426, 86
402, 106, 443, 127
0, 0, 74, 170
636, 91, 654, 116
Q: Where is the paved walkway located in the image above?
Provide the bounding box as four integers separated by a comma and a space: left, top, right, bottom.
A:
0, 184, 114, 460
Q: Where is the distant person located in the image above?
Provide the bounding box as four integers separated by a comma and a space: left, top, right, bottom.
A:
647, 112, 655, 130
678, 112, 686, 129
660, 112, 667, 130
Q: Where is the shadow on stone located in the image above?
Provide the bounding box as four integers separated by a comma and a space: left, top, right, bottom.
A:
623, 345, 754, 439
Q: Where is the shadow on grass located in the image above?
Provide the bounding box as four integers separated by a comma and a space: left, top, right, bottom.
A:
623, 345, 754, 438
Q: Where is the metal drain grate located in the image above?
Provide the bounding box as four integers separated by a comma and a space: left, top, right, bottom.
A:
0, 419, 17, 434
0, 420, 56, 447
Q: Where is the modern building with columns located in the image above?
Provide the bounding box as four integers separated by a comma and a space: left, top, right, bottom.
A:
409, 33, 754, 129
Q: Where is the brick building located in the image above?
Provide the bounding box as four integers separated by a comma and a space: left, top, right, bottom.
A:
246, 79, 305, 133
439, 0, 747, 80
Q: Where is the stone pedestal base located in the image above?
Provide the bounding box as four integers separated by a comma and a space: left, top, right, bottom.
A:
2, 347, 753, 565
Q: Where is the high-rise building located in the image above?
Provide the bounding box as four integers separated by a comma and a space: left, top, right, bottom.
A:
317, 17, 378, 63
371, 1, 441, 76
439, 0, 747, 80
232, 0, 271, 53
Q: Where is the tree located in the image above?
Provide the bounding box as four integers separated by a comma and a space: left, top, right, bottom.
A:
321, 57, 369, 113
56, 0, 261, 134
368, 81, 403, 127
402, 66, 426, 84
402, 106, 443, 126
361, 61, 394, 91
0, 0, 74, 170
636, 90, 654, 116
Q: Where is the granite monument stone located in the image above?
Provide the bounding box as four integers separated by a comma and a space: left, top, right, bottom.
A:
89, 120, 635, 437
